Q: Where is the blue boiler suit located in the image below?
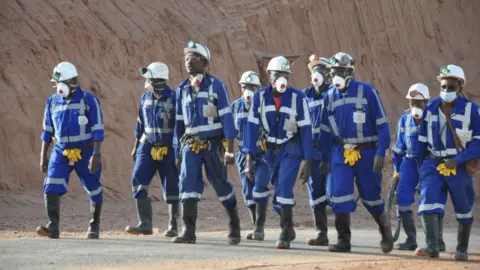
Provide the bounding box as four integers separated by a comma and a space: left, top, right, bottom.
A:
417, 96, 480, 224
318, 80, 390, 216
173, 74, 237, 208
232, 98, 271, 207
131, 87, 179, 203
41, 87, 105, 204
243, 85, 313, 209
304, 86, 329, 209
392, 111, 422, 214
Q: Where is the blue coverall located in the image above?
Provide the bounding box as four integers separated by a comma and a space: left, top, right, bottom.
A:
304, 86, 329, 209
392, 111, 422, 214
173, 74, 237, 208
417, 96, 480, 224
131, 87, 179, 203
41, 87, 104, 204
318, 79, 390, 217
243, 85, 313, 209
231, 97, 270, 207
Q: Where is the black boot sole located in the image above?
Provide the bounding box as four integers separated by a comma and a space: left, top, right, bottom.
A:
36, 226, 59, 239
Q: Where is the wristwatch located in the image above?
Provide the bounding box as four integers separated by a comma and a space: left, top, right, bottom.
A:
225, 152, 234, 158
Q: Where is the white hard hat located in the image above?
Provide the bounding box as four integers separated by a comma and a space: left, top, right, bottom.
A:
308, 54, 330, 71
140, 62, 169, 80
184, 40, 210, 61
50, 62, 78, 82
406, 83, 430, 100
239, 71, 261, 86
266, 56, 292, 73
437, 64, 466, 86
328, 52, 355, 69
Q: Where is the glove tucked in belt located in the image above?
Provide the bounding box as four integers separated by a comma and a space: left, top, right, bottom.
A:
222, 138, 228, 150
189, 138, 208, 154
343, 145, 362, 166
63, 148, 82, 163
151, 146, 168, 161
260, 139, 267, 152
436, 163, 456, 176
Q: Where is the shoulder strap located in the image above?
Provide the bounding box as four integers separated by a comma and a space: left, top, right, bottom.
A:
441, 103, 464, 152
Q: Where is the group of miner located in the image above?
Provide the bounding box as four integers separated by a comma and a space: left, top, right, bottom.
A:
37, 40, 479, 261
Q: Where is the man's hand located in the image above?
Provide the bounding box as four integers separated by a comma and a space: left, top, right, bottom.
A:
245, 153, 255, 181
175, 158, 182, 170
373, 155, 385, 173
319, 161, 329, 175
89, 153, 101, 174
445, 158, 457, 169
300, 159, 312, 184
40, 155, 48, 173
131, 148, 137, 162
224, 152, 235, 166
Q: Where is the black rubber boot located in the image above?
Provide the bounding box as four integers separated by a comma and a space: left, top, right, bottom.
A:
252, 202, 267, 241
245, 204, 256, 240
396, 212, 417, 250
164, 203, 179, 237
438, 218, 446, 252
415, 214, 440, 258
455, 223, 472, 261
328, 213, 351, 252
306, 205, 329, 246
374, 212, 394, 253
36, 194, 60, 238
125, 198, 153, 235
172, 202, 197, 244
86, 202, 102, 239
225, 201, 241, 245
276, 207, 293, 249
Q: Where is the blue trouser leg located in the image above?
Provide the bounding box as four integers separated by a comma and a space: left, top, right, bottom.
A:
397, 157, 419, 214
354, 147, 384, 216
203, 140, 236, 208
44, 146, 103, 204
446, 165, 474, 224
179, 143, 204, 203
418, 158, 448, 218
252, 155, 271, 204
419, 158, 475, 225
44, 146, 72, 196
158, 145, 180, 204
307, 159, 328, 209
328, 145, 356, 214
235, 151, 254, 207
268, 147, 301, 209
74, 146, 103, 204
131, 143, 158, 199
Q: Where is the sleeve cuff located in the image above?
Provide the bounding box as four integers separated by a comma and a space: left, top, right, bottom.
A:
92, 131, 105, 141
40, 131, 53, 143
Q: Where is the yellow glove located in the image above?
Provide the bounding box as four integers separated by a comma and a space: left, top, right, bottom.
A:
343, 149, 361, 166
63, 148, 82, 163
222, 139, 228, 150
151, 146, 168, 161
436, 163, 457, 176
260, 140, 267, 152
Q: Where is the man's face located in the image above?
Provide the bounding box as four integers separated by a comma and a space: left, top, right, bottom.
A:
184, 52, 206, 75
330, 67, 353, 79
440, 78, 461, 93
241, 83, 258, 92
269, 70, 289, 83
409, 99, 426, 109
150, 78, 166, 95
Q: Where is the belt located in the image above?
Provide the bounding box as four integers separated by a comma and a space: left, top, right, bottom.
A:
333, 137, 376, 150
140, 134, 166, 147
427, 153, 453, 161
64, 142, 93, 150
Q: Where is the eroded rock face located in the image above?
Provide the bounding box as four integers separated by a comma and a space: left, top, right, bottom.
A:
1, 0, 479, 198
